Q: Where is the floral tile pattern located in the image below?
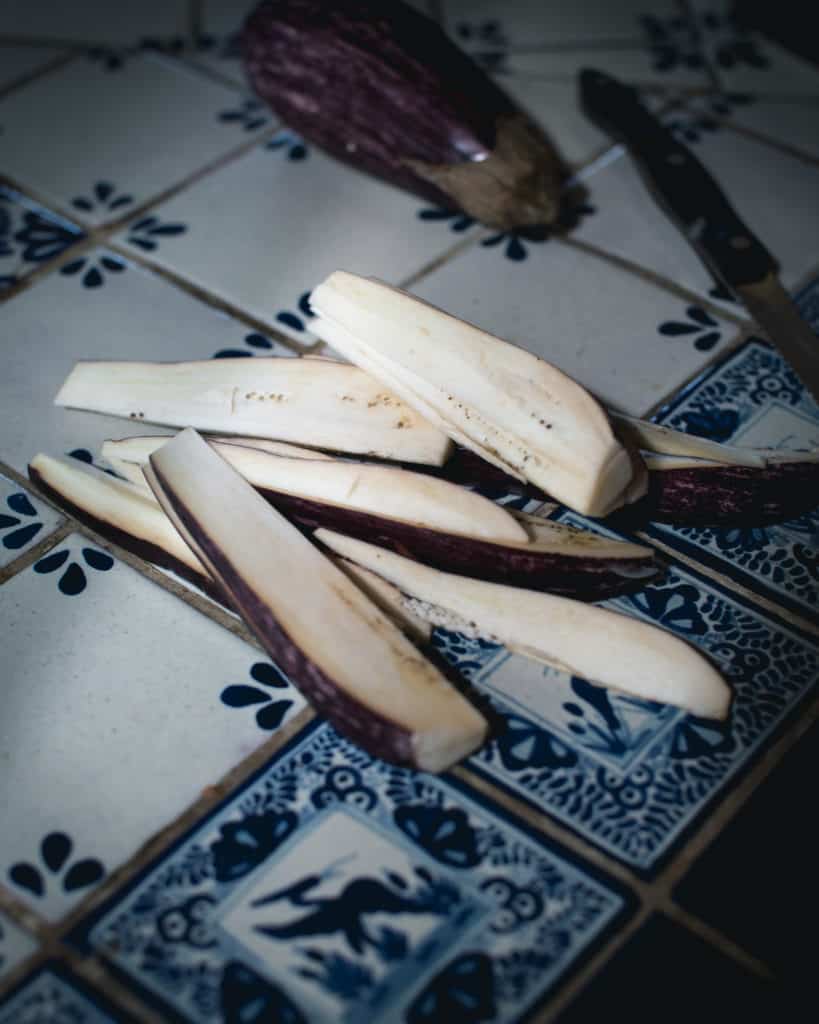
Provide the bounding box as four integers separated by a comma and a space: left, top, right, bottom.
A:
0, 246, 292, 475
645, 332, 819, 622
434, 533, 818, 873
0, 54, 271, 226
412, 233, 740, 415
0, 964, 125, 1024
113, 134, 482, 343
72, 721, 632, 1023
0, 186, 85, 291
0, 912, 37, 983
0, 474, 64, 568
0, 533, 306, 921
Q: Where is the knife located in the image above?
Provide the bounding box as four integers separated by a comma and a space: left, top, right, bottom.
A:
579, 68, 819, 405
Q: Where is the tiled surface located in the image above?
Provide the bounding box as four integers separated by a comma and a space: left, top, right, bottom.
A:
0, 44, 65, 91
2, 2, 818, 1020
0, 474, 64, 568
0, 533, 306, 923
0, 53, 272, 225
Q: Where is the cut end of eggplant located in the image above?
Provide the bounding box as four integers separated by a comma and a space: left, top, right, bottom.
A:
146, 428, 486, 772
315, 528, 732, 722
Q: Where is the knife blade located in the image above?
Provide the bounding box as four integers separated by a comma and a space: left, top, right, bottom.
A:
579, 68, 819, 404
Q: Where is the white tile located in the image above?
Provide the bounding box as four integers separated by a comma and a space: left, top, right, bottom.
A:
0, 186, 85, 291
0, 532, 307, 922
184, 39, 247, 89
0, 913, 37, 982
202, 0, 258, 39
0, 247, 293, 475
411, 234, 739, 415
113, 134, 483, 343
0, 53, 273, 226
0, 44, 65, 92
0, 0, 188, 46
0, 474, 64, 568
690, 94, 819, 162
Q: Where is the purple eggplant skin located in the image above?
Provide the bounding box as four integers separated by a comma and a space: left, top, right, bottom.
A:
242, 0, 567, 229
643, 460, 819, 526
257, 487, 659, 600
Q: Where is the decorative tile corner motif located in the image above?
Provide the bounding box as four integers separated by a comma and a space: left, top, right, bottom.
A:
33, 541, 114, 597
0, 912, 37, 983
217, 98, 270, 133
275, 291, 315, 334
481, 227, 550, 263
640, 12, 705, 73
74, 723, 630, 1022
71, 181, 135, 218
0, 965, 122, 1024
60, 254, 126, 289
8, 832, 105, 902
0, 477, 63, 569
417, 207, 476, 234
698, 9, 769, 71
658, 305, 722, 351
265, 130, 309, 161
1, 187, 84, 290
453, 19, 509, 72
126, 215, 187, 253
219, 662, 297, 731
647, 318, 819, 619
435, 531, 818, 873
212, 331, 282, 359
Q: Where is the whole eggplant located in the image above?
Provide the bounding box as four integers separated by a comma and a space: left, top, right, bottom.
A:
242, 0, 567, 229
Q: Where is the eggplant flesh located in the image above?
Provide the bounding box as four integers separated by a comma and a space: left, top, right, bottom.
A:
145, 429, 487, 772
242, 0, 566, 229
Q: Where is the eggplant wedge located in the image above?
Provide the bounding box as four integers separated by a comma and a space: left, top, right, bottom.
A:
315, 529, 732, 720
101, 433, 657, 598
144, 428, 486, 771
310, 272, 642, 517
640, 451, 819, 525
610, 412, 768, 468
55, 357, 452, 466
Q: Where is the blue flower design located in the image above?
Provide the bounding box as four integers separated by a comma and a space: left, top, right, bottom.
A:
8, 832, 105, 899
394, 804, 481, 867
626, 582, 707, 635
672, 406, 739, 442
481, 226, 549, 262
407, 952, 495, 1024
640, 13, 703, 72
479, 877, 543, 933
212, 331, 278, 359
700, 10, 770, 70
13, 211, 83, 263
669, 715, 734, 759
220, 661, 294, 730
0, 492, 43, 550
218, 98, 269, 132
266, 131, 309, 161
211, 811, 298, 883
275, 291, 314, 333
455, 19, 508, 73
127, 215, 187, 252
595, 764, 655, 810
33, 544, 114, 595
658, 306, 721, 350
157, 895, 216, 949
493, 714, 577, 771
311, 766, 377, 812
417, 207, 476, 233
221, 962, 307, 1024
60, 253, 126, 289
71, 180, 134, 216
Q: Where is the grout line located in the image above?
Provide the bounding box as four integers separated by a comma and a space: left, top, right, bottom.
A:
0, 520, 75, 586
0, 48, 75, 100
722, 119, 819, 169
399, 227, 486, 290
72, 956, 163, 1023
0, 887, 50, 945
188, 0, 203, 42
660, 903, 776, 980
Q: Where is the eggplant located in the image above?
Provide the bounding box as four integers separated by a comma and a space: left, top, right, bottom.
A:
311, 271, 643, 516
610, 412, 768, 467
640, 451, 819, 525
334, 557, 433, 643
144, 429, 487, 771
242, 0, 566, 230
55, 358, 452, 467
316, 529, 732, 720
101, 433, 657, 598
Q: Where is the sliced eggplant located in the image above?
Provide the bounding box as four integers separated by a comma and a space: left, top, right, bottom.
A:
315, 529, 732, 720
144, 428, 486, 771
311, 271, 642, 517
610, 412, 768, 468
102, 434, 334, 465
28, 453, 222, 600
333, 557, 433, 644
640, 450, 819, 525
55, 357, 452, 466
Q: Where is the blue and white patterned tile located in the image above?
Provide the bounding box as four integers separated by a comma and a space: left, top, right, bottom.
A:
682, 93, 819, 163
411, 233, 740, 416
431, 534, 818, 874
0, 964, 125, 1024
112, 130, 484, 343
0, 0, 188, 47
0, 44, 66, 93
0, 912, 37, 983
0, 186, 85, 291
0, 53, 272, 227
0, 474, 64, 568
70, 720, 632, 1023
0, 246, 293, 476
644, 333, 818, 623
0, 532, 306, 922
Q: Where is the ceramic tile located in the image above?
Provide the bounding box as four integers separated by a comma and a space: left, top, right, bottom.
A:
0, 913, 37, 983
184, 36, 247, 89
0, 532, 307, 922
201, 0, 259, 39
431, 533, 818, 874
113, 131, 483, 343
686, 93, 819, 163
0, 186, 85, 291
674, 718, 818, 990
502, 44, 710, 89
0, 53, 273, 227
693, 2, 819, 98
644, 335, 818, 624
0, 474, 64, 568
0, 246, 293, 476
0, 1, 188, 47
411, 233, 740, 415
556, 913, 780, 1022
0, 44, 65, 92
71, 719, 632, 1022
0, 964, 127, 1023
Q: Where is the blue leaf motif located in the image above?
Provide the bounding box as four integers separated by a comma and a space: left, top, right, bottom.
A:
407, 952, 495, 1024
211, 811, 298, 882
8, 493, 37, 517
627, 584, 707, 635
394, 805, 481, 867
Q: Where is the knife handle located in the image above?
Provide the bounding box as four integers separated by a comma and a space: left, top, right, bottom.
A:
580, 70, 777, 290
